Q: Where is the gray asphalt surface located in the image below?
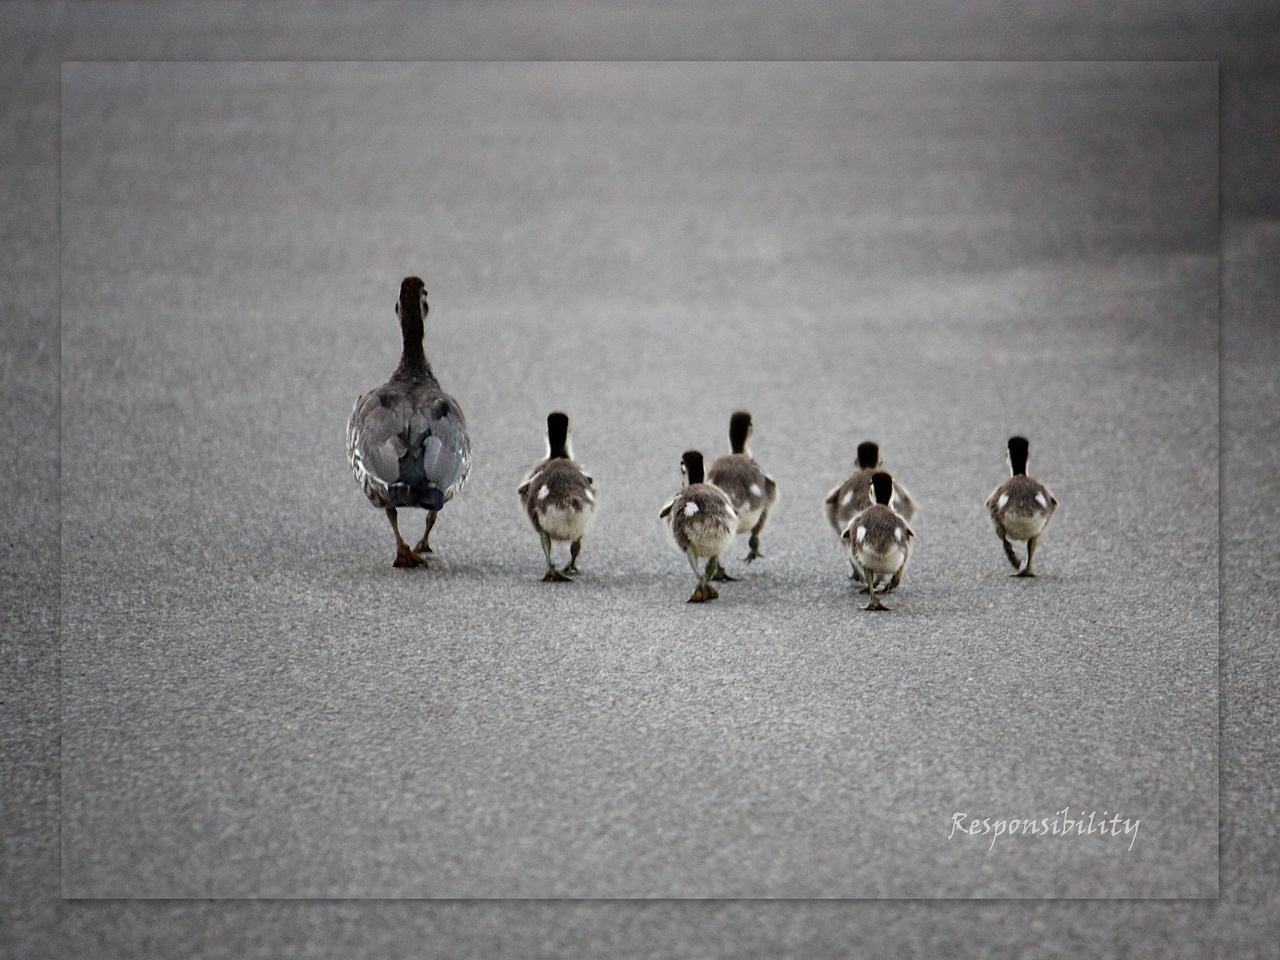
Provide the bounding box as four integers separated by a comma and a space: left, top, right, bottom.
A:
4, 1, 1279, 957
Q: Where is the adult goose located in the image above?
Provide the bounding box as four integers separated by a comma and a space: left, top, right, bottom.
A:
347, 276, 470, 567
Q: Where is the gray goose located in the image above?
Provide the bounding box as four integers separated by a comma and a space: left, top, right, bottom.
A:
660, 450, 738, 603
842, 471, 915, 611
346, 276, 471, 567
985, 435, 1057, 577
705, 410, 778, 581
517, 412, 598, 581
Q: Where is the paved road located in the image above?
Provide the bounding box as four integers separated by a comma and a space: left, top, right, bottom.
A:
56, 60, 1217, 898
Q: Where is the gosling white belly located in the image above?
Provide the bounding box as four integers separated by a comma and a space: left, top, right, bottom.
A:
1001, 513, 1050, 541
732, 503, 764, 534
680, 518, 736, 557
667, 500, 737, 557
535, 501, 597, 542
852, 541, 908, 577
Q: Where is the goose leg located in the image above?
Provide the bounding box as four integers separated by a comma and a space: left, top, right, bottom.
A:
412, 510, 438, 555
388, 507, 429, 568
562, 538, 583, 575
541, 530, 572, 581
1015, 536, 1039, 577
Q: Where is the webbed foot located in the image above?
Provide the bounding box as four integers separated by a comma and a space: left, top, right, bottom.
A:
394, 545, 430, 568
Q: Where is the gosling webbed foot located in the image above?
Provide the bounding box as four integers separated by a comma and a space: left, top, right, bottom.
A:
864, 597, 890, 611
1014, 567, 1036, 578
687, 580, 721, 602
712, 567, 740, 582
543, 567, 574, 582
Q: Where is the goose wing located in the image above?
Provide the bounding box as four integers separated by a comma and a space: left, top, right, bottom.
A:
405, 383, 471, 499
348, 383, 470, 508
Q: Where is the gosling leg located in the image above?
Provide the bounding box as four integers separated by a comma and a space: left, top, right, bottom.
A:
712, 556, 739, 582
540, 530, 572, 581
1015, 536, 1039, 577
561, 538, 583, 575
996, 522, 1020, 570
745, 508, 769, 562
882, 564, 905, 594
686, 550, 708, 602
701, 557, 721, 600
864, 567, 889, 611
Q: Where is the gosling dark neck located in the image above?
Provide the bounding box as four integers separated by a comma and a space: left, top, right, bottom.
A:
856, 441, 880, 471
547, 412, 571, 459
1008, 436, 1030, 476
871, 471, 894, 505
683, 450, 706, 485
728, 411, 752, 455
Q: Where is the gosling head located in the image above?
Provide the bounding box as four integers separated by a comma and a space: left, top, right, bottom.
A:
546, 411, 572, 459
1006, 435, 1030, 476
855, 440, 881, 471
728, 411, 754, 455
870, 471, 895, 506
680, 449, 706, 486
